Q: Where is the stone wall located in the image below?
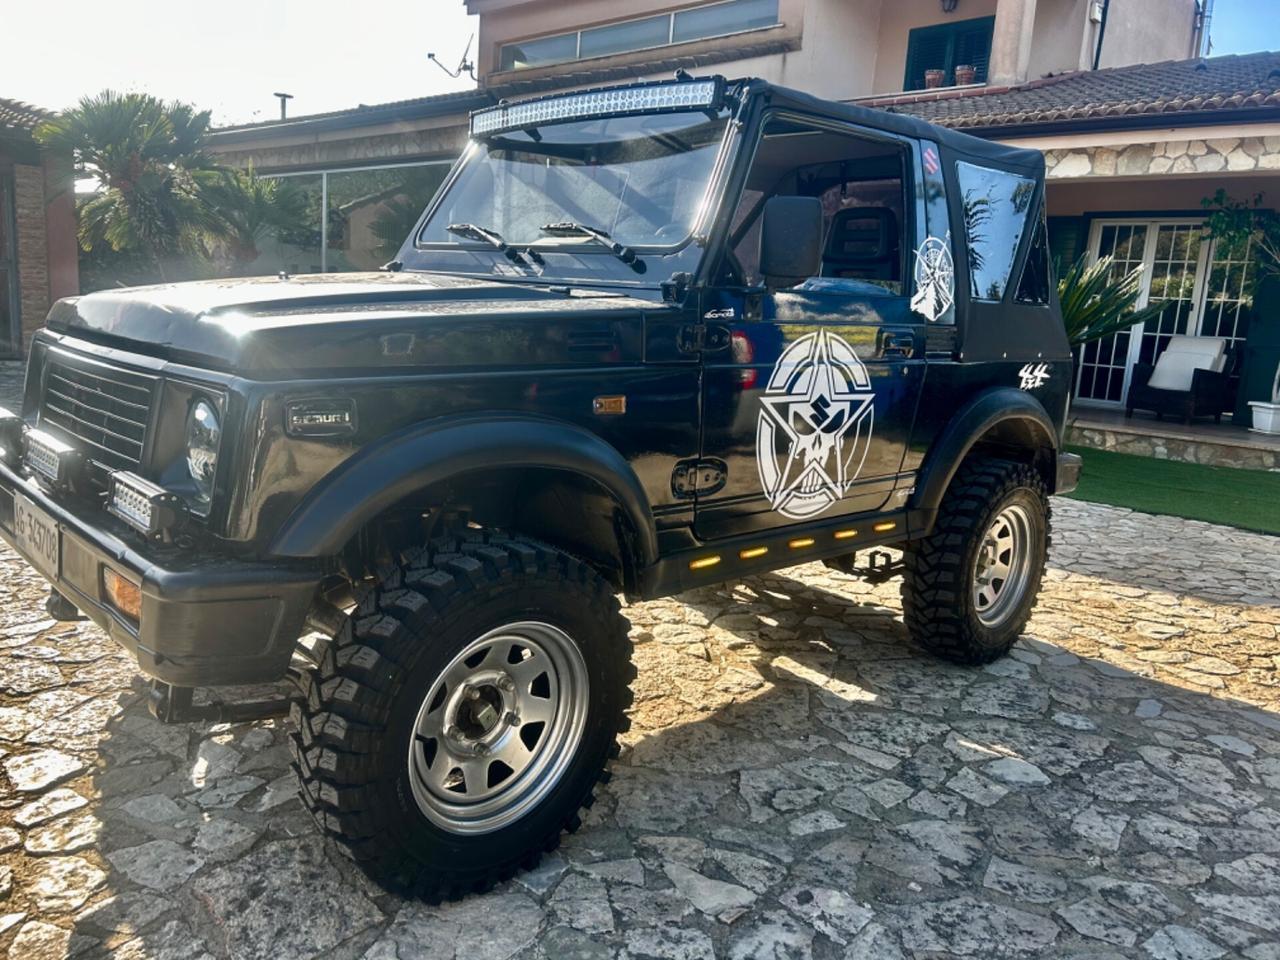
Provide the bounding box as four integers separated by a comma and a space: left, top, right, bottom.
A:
1045, 135, 1280, 180
12, 163, 48, 354
1068, 421, 1280, 472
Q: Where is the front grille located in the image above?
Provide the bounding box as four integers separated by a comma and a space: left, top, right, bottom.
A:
38, 354, 157, 470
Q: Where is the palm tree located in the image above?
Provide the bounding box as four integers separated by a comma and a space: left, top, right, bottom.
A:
35, 91, 219, 281
1057, 253, 1165, 347
200, 167, 312, 273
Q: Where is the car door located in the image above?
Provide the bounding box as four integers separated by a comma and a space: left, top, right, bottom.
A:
694, 115, 934, 542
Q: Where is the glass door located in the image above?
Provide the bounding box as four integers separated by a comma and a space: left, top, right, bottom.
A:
1076, 219, 1218, 408
1075, 222, 1148, 404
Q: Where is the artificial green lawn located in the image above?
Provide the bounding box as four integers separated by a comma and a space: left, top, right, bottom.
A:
1062, 445, 1280, 536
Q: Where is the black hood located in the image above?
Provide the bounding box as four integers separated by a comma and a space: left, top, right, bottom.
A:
46, 272, 655, 375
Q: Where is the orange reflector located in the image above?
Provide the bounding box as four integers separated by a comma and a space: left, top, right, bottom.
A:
834, 529, 858, 540
104, 568, 142, 621
788, 537, 815, 549
689, 555, 721, 570
873, 521, 897, 532
739, 546, 768, 560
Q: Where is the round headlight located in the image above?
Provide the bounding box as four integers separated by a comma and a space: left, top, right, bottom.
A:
186, 400, 221, 503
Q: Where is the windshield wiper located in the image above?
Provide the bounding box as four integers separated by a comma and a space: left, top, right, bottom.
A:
445, 223, 540, 267
540, 221, 645, 273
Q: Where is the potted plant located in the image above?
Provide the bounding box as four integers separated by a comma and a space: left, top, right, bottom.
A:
1201, 190, 1280, 431
925, 69, 946, 89
1248, 364, 1280, 433
955, 64, 977, 85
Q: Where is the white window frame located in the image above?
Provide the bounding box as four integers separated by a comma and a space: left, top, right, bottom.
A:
497, 0, 782, 73
1076, 216, 1227, 409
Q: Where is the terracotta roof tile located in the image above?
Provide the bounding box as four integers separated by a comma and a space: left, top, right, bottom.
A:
0, 97, 52, 134
864, 50, 1280, 130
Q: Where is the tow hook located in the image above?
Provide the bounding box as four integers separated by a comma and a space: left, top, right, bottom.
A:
148, 681, 291, 725
46, 589, 87, 622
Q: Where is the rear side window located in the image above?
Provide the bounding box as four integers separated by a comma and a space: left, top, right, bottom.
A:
956, 161, 1035, 302
1015, 206, 1052, 305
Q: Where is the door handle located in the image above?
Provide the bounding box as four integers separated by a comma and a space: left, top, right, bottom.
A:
877, 328, 915, 359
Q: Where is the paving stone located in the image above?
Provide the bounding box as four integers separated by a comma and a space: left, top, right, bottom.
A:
107, 840, 205, 891
663, 862, 755, 916
27, 856, 107, 913
193, 838, 383, 958
1142, 924, 1227, 960
3, 749, 84, 792
778, 885, 873, 944
984, 756, 1051, 786
24, 813, 101, 855
13, 788, 88, 827
903, 896, 1060, 955
8, 920, 71, 960
1057, 897, 1139, 947
983, 855, 1069, 903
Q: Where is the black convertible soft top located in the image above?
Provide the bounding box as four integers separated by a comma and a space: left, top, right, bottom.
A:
742, 79, 1045, 178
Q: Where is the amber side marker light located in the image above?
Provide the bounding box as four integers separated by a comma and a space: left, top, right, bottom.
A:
834, 529, 858, 540
788, 537, 815, 549
739, 546, 769, 560
873, 521, 897, 533
689, 555, 721, 570
104, 568, 142, 621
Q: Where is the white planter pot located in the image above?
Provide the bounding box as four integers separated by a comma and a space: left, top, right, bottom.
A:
1249, 401, 1280, 434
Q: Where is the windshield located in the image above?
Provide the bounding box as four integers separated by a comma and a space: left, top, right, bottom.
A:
408, 109, 731, 284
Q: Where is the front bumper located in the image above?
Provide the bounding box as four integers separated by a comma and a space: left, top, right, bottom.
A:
1055, 451, 1082, 496
0, 461, 321, 686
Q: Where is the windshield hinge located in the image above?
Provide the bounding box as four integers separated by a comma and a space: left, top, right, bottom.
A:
661, 272, 692, 304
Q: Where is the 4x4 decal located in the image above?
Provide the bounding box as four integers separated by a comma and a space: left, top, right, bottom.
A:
756, 331, 875, 519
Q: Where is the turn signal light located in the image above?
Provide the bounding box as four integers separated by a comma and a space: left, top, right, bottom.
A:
739, 546, 768, 560
688, 555, 721, 570
788, 537, 815, 549
873, 521, 897, 533
834, 529, 858, 540
104, 568, 142, 621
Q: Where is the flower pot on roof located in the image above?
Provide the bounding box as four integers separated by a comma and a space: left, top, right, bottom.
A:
924, 69, 947, 89
955, 64, 977, 85
1247, 364, 1280, 434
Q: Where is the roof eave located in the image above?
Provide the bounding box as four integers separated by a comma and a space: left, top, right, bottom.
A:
943, 105, 1280, 140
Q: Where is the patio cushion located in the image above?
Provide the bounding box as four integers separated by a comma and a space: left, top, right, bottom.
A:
1146, 336, 1228, 391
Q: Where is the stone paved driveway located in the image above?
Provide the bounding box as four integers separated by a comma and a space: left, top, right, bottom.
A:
0, 499, 1277, 960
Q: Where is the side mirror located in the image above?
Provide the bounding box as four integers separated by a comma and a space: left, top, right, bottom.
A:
759, 196, 823, 289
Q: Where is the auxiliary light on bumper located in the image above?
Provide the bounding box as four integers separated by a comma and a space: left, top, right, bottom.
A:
24, 428, 83, 488
107, 471, 185, 541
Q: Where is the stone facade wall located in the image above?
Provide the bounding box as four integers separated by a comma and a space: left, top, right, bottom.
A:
1045, 135, 1280, 180
1069, 422, 1280, 472
12, 163, 48, 354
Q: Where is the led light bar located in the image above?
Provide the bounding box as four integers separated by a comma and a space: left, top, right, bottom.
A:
470, 78, 724, 137
107, 471, 185, 540
24, 429, 82, 487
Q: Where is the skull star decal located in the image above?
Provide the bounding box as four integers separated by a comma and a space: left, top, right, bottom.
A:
756, 331, 875, 519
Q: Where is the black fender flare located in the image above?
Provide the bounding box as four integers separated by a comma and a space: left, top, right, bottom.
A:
268, 413, 658, 564
910, 387, 1059, 523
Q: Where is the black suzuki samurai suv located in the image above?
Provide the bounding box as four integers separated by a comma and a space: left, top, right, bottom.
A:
0, 76, 1079, 898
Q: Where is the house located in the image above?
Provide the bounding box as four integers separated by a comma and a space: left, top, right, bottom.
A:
205, 0, 1279, 460
0, 98, 78, 356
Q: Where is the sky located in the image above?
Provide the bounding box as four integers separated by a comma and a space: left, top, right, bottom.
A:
2, 0, 1278, 127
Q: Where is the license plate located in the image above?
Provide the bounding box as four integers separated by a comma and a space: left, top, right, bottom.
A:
14, 494, 59, 582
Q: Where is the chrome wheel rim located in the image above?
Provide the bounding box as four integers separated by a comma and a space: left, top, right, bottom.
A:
973, 504, 1034, 627
408, 621, 589, 834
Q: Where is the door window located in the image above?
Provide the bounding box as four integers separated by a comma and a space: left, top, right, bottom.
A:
722, 117, 909, 292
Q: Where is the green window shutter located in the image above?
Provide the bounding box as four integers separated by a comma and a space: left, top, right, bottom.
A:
1048, 216, 1087, 273
904, 16, 995, 90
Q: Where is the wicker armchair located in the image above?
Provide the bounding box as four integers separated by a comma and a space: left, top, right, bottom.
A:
1125, 336, 1233, 424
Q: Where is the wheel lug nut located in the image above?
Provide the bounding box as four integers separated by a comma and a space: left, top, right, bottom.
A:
465, 686, 480, 700
445, 724, 460, 739
505, 711, 521, 726
498, 676, 514, 692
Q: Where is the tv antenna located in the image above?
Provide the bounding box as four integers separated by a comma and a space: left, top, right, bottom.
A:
428, 34, 476, 81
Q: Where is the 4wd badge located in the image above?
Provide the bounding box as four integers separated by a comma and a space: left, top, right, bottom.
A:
756, 331, 875, 519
